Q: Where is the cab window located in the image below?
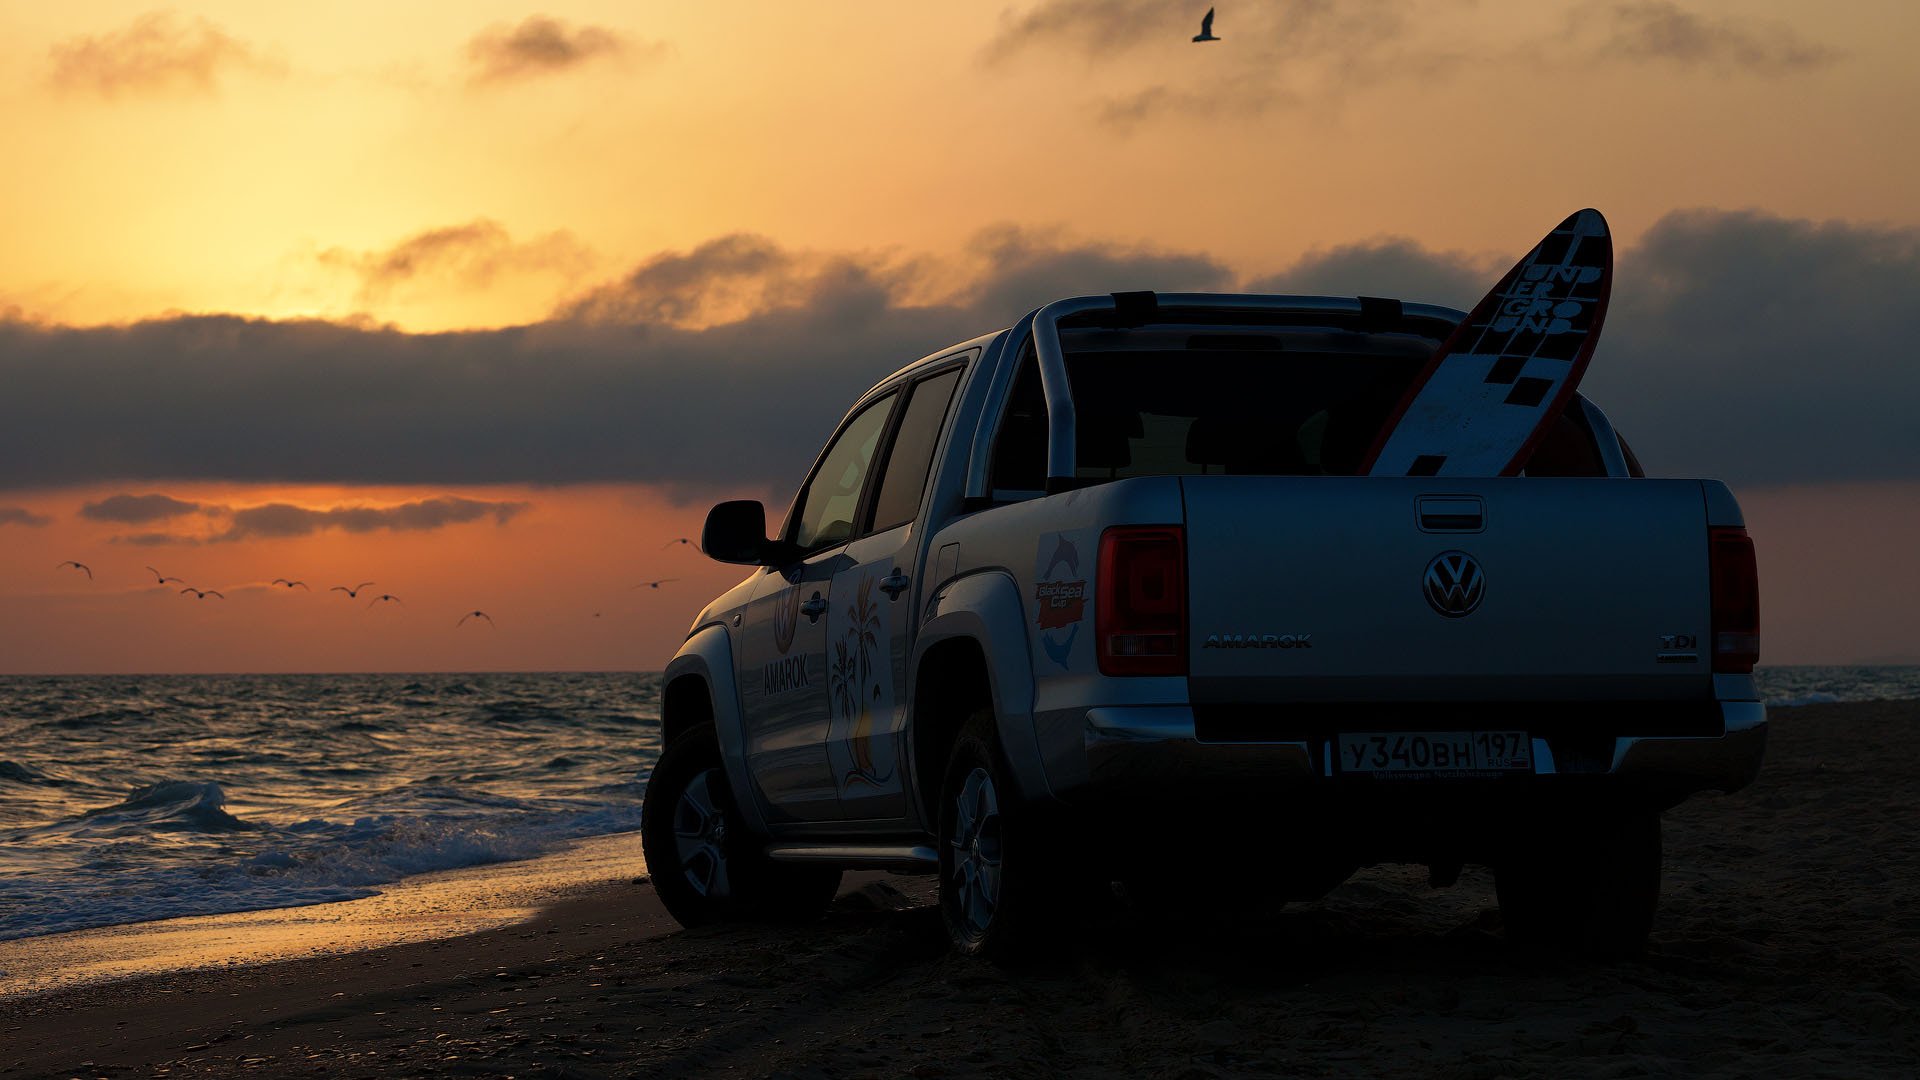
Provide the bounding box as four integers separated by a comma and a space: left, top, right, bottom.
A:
788, 393, 896, 553
868, 368, 964, 533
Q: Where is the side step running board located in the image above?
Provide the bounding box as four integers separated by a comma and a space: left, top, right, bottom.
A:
762, 843, 939, 873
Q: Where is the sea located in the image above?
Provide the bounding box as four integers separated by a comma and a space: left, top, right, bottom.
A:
0, 673, 659, 942
0, 666, 1914, 943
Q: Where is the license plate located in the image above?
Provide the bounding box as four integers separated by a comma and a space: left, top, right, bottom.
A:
1336, 731, 1532, 776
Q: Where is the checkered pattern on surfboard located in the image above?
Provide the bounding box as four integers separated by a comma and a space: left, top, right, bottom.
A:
1364, 209, 1612, 478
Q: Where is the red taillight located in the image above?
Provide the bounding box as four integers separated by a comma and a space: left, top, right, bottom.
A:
1709, 526, 1760, 674
1096, 526, 1187, 676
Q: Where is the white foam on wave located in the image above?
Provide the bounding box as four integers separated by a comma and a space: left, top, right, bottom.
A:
1768, 691, 1843, 708
0, 803, 644, 942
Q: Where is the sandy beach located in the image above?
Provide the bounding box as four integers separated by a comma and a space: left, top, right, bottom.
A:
4, 700, 1914, 1078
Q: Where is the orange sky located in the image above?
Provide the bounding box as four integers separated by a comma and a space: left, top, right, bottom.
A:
4, 1, 1916, 332
1, 1, 1915, 670
0, 483, 764, 673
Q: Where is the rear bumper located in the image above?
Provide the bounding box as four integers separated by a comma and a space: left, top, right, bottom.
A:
1059, 700, 1766, 807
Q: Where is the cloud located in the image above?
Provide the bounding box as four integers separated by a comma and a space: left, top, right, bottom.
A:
0, 507, 50, 527
48, 12, 280, 99
79, 493, 206, 524
560, 235, 876, 328
989, 1, 1829, 130
0, 212, 1914, 492
217, 497, 530, 541
985, 0, 1453, 128
1244, 238, 1500, 312
957, 225, 1233, 318
981, 0, 1181, 61
1583, 210, 1920, 486
110, 531, 196, 547
1578, 1, 1837, 74
319, 220, 594, 305
464, 16, 658, 85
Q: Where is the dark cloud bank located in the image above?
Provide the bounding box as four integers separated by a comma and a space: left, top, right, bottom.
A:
0, 211, 1912, 494
88, 495, 530, 545
79, 493, 206, 524
221, 498, 528, 541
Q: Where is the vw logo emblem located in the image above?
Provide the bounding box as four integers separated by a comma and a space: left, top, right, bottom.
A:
1424, 551, 1485, 618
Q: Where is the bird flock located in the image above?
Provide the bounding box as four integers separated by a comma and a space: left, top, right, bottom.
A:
50, 539, 702, 629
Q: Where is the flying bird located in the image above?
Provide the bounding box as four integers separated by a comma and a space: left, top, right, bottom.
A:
56, 561, 92, 580
631, 578, 678, 590
457, 610, 495, 627
368, 594, 403, 608
330, 582, 376, 598
660, 537, 694, 550
1193, 6, 1220, 41
271, 578, 310, 590
180, 588, 224, 600
146, 566, 184, 585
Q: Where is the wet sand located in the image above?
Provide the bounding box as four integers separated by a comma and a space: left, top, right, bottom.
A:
4, 701, 1915, 1078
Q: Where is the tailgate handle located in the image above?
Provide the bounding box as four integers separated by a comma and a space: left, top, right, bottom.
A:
1417, 495, 1485, 533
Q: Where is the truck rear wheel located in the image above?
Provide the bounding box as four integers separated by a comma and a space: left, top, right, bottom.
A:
938, 711, 1079, 961
1495, 811, 1661, 959
641, 722, 841, 928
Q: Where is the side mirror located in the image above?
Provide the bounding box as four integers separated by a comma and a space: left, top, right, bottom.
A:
700, 500, 799, 566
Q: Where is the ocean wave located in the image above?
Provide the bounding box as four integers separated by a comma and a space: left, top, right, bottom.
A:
76, 780, 254, 834
39, 707, 153, 730
0, 804, 644, 941
0, 760, 60, 785
1768, 692, 1843, 708
0, 672, 659, 941
1757, 666, 1920, 707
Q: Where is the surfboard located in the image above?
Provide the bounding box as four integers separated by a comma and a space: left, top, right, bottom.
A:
1360, 209, 1613, 477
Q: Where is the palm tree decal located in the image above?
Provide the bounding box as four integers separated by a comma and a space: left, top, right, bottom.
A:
830, 639, 857, 720
836, 574, 889, 786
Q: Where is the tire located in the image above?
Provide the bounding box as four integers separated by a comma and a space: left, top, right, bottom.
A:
938, 710, 1083, 961
1495, 811, 1662, 959
641, 722, 841, 928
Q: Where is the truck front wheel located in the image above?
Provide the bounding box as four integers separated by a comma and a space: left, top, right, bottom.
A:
641, 722, 840, 928
1495, 811, 1662, 959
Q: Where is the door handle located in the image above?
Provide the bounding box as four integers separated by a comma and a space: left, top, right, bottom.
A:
800, 593, 829, 622
1417, 495, 1486, 533
879, 570, 911, 599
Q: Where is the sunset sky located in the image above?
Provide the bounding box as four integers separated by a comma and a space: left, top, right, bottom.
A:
2, 0, 1916, 672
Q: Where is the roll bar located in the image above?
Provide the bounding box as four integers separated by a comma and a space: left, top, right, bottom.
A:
996, 293, 1468, 495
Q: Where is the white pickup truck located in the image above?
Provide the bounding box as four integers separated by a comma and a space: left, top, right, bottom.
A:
640, 292, 1765, 959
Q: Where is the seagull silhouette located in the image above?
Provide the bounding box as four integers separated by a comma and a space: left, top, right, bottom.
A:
1193, 6, 1220, 41
660, 537, 694, 550
368, 593, 403, 608
179, 588, 225, 600
271, 578, 310, 590
457, 610, 495, 627
631, 578, 678, 590
330, 582, 376, 598
145, 566, 184, 586
56, 561, 92, 580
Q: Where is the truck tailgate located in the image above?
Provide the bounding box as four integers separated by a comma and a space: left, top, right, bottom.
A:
1180, 477, 1713, 704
